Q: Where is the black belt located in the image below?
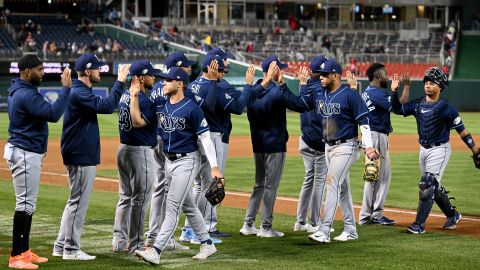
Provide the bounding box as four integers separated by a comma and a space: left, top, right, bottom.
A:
421, 142, 443, 149
164, 152, 187, 161
324, 139, 356, 147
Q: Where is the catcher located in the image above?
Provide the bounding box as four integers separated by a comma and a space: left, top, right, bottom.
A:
391, 67, 480, 234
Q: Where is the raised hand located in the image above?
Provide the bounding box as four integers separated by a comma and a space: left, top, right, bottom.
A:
206, 60, 219, 81
346, 70, 357, 89
129, 76, 141, 97
245, 64, 255, 85
391, 73, 400, 92
401, 73, 411, 86
117, 64, 131, 82
298, 66, 308, 85
61, 67, 72, 88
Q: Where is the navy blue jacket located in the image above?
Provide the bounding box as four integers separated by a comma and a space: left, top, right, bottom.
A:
7, 78, 70, 154
300, 79, 325, 152
61, 79, 124, 166
247, 80, 297, 153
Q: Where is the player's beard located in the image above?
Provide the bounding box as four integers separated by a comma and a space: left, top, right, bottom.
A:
30, 75, 42, 86
89, 73, 101, 83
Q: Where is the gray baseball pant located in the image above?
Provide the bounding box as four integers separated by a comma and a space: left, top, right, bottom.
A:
297, 137, 328, 227
53, 165, 96, 252
359, 131, 392, 224
244, 152, 286, 229
113, 144, 154, 255
145, 137, 166, 242
4, 143, 44, 215
185, 132, 224, 232
420, 143, 451, 182
319, 141, 359, 237
153, 151, 210, 251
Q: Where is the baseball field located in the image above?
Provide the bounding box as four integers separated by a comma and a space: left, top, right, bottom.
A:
1, 112, 480, 269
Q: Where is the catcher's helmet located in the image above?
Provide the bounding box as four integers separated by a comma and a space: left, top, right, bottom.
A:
423, 67, 449, 90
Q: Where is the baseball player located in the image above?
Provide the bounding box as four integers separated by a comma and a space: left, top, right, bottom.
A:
390, 67, 479, 234
145, 52, 196, 251
112, 60, 159, 255
52, 54, 129, 261
358, 63, 410, 226
4, 54, 71, 269
279, 60, 379, 243
240, 56, 304, 238
133, 67, 222, 264
294, 55, 329, 233
180, 55, 224, 243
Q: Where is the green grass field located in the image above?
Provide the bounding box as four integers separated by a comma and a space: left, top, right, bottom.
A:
1, 181, 479, 270
97, 152, 480, 216
2, 112, 480, 140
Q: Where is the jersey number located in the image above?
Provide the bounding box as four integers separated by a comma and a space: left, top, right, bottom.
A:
119, 107, 133, 131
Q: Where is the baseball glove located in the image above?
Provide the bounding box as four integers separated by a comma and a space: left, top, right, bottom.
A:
205, 177, 226, 206
363, 154, 380, 181
473, 149, 480, 169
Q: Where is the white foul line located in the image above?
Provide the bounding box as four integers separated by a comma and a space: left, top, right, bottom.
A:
1, 168, 479, 222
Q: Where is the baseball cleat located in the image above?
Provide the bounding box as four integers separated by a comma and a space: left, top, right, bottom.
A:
164, 238, 190, 251
209, 230, 231, 238
369, 216, 396, 226
52, 248, 63, 257
294, 222, 308, 232
308, 231, 330, 243
135, 248, 160, 265
179, 226, 194, 242
9, 255, 38, 269
192, 243, 216, 260
257, 227, 284, 238
443, 212, 461, 230
333, 232, 358, 241
239, 224, 259, 235
406, 223, 425, 234
21, 249, 48, 263
62, 250, 96, 260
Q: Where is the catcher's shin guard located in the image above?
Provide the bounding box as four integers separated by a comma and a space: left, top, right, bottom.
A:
434, 186, 456, 217
415, 173, 437, 225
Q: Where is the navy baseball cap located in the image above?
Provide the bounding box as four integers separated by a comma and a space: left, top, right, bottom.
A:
158, 67, 189, 83
319, 60, 342, 74
202, 55, 225, 71
207, 47, 235, 60
129, 60, 162, 77
75, 54, 107, 71
164, 51, 196, 69
261, 56, 288, 72
310, 55, 328, 72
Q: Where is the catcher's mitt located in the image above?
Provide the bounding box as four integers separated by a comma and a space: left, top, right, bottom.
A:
205, 177, 225, 206
473, 149, 480, 169
363, 154, 380, 181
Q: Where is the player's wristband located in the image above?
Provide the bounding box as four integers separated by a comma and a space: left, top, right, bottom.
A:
462, 133, 476, 149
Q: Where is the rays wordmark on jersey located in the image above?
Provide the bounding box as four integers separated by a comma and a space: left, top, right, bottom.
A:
158, 112, 186, 132
316, 100, 340, 117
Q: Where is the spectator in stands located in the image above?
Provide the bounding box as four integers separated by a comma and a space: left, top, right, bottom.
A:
189, 32, 198, 45
295, 51, 305, 61
154, 20, 162, 30
246, 41, 254, 53
49, 41, 57, 55
169, 25, 178, 36
108, 8, 119, 21
288, 15, 298, 31
321, 35, 331, 51
112, 40, 123, 53
274, 26, 281, 35
348, 57, 358, 76
24, 19, 36, 32
473, 13, 480, 30
71, 42, 78, 55
105, 38, 112, 52
36, 24, 42, 35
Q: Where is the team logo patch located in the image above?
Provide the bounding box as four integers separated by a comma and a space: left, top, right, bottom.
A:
176, 60, 182, 67
195, 96, 202, 102
320, 63, 325, 69
200, 118, 208, 127
86, 63, 92, 68
142, 69, 148, 75
454, 116, 462, 125
225, 93, 231, 100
